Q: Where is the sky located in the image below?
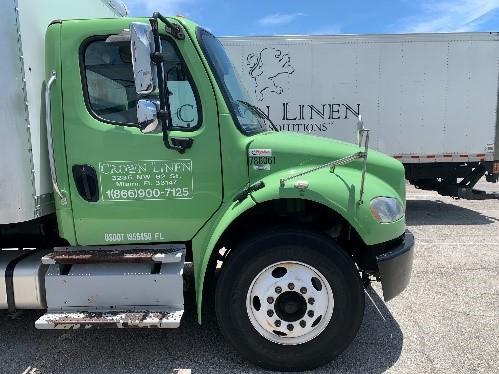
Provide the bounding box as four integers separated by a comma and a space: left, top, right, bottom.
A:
123, 0, 499, 36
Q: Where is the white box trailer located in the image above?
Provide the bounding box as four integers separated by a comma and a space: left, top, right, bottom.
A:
221, 33, 499, 198
0, 0, 126, 225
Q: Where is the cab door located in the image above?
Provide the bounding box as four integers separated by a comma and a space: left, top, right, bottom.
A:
60, 19, 222, 245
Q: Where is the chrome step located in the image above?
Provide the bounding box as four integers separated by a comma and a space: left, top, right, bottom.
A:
41, 244, 184, 265
35, 309, 183, 329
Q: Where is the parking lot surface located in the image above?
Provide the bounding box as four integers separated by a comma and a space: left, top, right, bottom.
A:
1, 181, 498, 374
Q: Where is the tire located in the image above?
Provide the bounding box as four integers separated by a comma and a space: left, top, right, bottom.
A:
215, 228, 365, 371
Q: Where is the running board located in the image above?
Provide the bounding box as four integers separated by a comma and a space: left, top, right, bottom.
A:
35, 310, 183, 329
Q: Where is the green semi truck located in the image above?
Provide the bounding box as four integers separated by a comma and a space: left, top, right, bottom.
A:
0, 2, 414, 371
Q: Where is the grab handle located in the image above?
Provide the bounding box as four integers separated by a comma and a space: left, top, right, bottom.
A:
45, 71, 67, 205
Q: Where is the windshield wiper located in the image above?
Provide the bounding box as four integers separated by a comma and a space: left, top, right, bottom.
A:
237, 100, 279, 132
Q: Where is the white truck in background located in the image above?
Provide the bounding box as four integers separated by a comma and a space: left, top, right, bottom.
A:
221, 33, 499, 199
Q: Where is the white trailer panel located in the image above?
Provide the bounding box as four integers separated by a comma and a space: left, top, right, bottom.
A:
0, 0, 126, 224
221, 33, 499, 164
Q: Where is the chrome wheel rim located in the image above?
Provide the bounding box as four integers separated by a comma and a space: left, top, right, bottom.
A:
246, 261, 334, 345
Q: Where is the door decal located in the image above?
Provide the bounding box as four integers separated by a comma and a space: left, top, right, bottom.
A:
98, 160, 193, 201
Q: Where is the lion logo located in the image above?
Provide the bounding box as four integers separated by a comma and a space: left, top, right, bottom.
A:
247, 48, 295, 101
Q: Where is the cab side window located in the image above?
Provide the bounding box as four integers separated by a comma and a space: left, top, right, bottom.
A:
82, 38, 200, 129
84, 40, 136, 124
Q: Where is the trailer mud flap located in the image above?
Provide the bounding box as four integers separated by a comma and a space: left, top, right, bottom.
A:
376, 230, 414, 302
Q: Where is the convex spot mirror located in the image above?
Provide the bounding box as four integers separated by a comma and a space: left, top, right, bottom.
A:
137, 99, 162, 134
130, 22, 158, 95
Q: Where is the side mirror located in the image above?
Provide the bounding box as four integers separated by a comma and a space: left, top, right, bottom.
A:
130, 22, 158, 95
137, 99, 161, 134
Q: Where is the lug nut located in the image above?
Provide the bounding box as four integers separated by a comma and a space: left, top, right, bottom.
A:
300, 287, 307, 294
307, 310, 314, 318
275, 320, 281, 327
308, 297, 315, 305
267, 309, 274, 317
267, 296, 274, 304
275, 286, 282, 294
288, 283, 295, 290
299, 320, 306, 328
287, 324, 294, 331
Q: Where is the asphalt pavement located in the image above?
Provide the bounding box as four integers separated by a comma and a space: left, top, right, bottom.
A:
0, 180, 497, 374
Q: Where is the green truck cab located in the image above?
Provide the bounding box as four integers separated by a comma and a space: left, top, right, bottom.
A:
4, 13, 413, 371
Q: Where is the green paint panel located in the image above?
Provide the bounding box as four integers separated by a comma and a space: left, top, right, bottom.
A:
246, 131, 406, 244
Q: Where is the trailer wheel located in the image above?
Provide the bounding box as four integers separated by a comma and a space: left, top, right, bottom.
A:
215, 229, 364, 371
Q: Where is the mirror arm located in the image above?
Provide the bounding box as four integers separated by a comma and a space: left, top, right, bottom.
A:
149, 16, 192, 154
152, 12, 185, 40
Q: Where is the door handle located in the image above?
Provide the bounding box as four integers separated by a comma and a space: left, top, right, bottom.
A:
72, 165, 99, 202
45, 71, 67, 205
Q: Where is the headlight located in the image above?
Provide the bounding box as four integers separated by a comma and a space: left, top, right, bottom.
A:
370, 197, 404, 223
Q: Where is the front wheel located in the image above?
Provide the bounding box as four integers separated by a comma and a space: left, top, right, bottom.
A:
215, 229, 365, 371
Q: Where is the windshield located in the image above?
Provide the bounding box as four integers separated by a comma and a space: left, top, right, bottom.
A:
197, 28, 270, 135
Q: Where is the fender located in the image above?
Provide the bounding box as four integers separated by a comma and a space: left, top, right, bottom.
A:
192, 164, 405, 322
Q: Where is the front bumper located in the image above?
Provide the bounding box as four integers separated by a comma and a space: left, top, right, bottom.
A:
376, 230, 414, 302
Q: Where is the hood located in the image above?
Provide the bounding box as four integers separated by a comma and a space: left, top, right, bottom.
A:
247, 131, 406, 200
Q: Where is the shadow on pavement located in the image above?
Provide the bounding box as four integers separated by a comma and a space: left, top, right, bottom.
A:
319, 288, 403, 374
406, 199, 497, 226
0, 280, 402, 374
